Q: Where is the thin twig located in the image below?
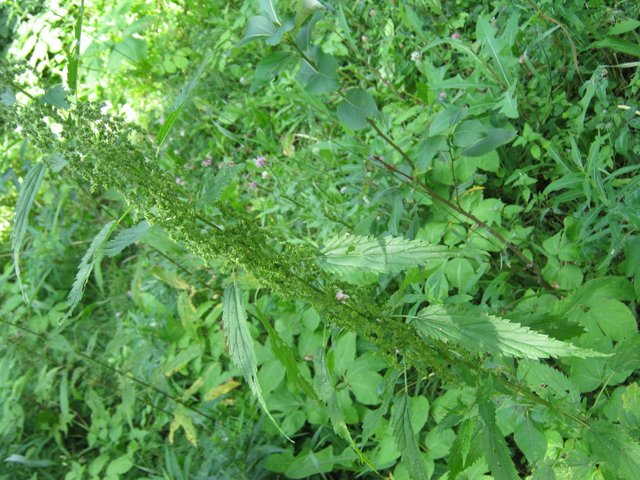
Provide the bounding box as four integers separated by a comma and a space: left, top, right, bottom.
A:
365, 130, 552, 289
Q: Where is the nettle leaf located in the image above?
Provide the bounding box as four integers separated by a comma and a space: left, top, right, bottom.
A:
315, 349, 375, 468
198, 164, 242, 204
238, 15, 277, 46
40, 84, 71, 109
336, 88, 378, 130
453, 120, 516, 157
103, 220, 150, 257
478, 381, 519, 480
413, 305, 608, 359
318, 234, 453, 276
223, 282, 290, 440
392, 393, 429, 480
12, 162, 46, 299
296, 49, 339, 95
67, 221, 118, 318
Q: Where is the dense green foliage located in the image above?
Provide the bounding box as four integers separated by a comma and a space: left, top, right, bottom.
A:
1, 0, 639, 478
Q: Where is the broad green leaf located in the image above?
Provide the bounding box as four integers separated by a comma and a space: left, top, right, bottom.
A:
514, 416, 547, 464
413, 305, 608, 359
238, 15, 277, 46
285, 446, 342, 478
336, 88, 378, 130
259, 0, 280, 24
296, 10, 323, 51
103, 220, 150, 257
318, 234, 452, 276
250, 51, 293, 93
198, 164, 242, 204
223, 282, 290, 440
162, 343, 203, 377
66, 221, 117, 319
478, 382, 519, 480
296, 50, 339, 94
40, 84, 70, 109
12, 161, 46, 299
584, 420, 640, 480
265, 17, 295, 46
454, 120, 516, 157
392, 394, 429, 480
592, 37, 640, 58
296, 0, 325, 25
105, 455, 133, 476
316, 349, 375, 468
498, 90, 518, 119
1, 87, 16, 106
576, 299, 637, 341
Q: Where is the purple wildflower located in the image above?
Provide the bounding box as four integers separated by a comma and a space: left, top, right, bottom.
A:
336, 290, 349, 302
254, 156, 267, 168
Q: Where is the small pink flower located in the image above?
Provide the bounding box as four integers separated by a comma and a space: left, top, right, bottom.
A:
451, 32, 461, 40
175, 177, 187, 186
249, 181, 258, 189
254, 156, 267, 168
158, 116, 165, 125
336, 290, 349, 302
201, 155, 213, 167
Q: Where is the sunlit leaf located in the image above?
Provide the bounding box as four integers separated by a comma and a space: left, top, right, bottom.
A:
12, 161, 46, 299
318, 234, 454, 276
103, 220, 150, 257
413, 304, 609, 359
66, 221, 117, 319
223, 282, 290, 440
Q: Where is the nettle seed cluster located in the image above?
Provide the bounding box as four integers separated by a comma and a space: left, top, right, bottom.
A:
2, 85, 453, 379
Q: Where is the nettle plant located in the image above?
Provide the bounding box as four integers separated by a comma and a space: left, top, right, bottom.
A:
3, 0, 640, 478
